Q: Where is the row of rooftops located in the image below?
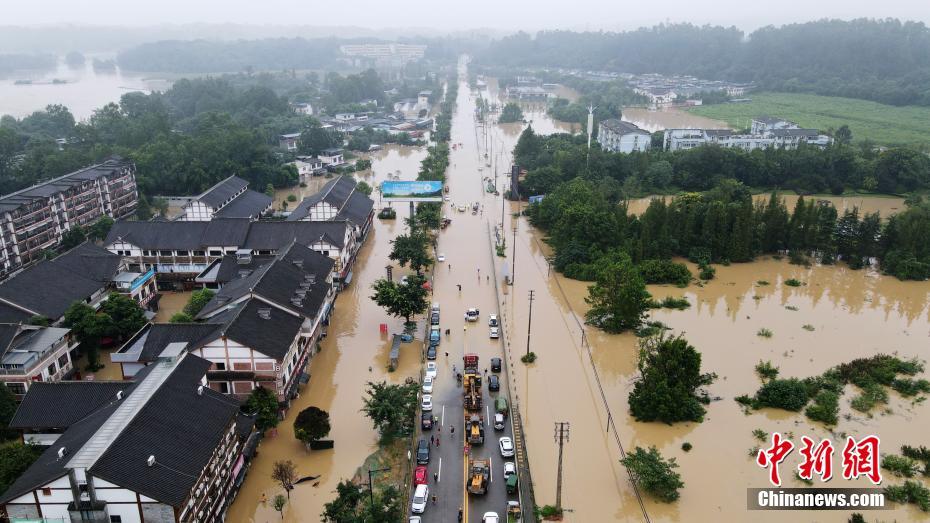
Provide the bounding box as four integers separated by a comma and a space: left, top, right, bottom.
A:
286, 175, 374, 225
0, 156, 133, 215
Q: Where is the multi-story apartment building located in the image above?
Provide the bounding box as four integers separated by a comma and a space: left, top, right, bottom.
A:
597, 119, 652, 153
0, 156, 137, 279
0, 324, 79, 401
1, 349, 255, 523
664, 126, 833, 152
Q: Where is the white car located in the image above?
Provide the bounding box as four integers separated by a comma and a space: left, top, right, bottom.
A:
422, 375, 434, 394
489, 326, 500, 339
488, 314, 499, 327
421, 394, 433, 412
499, 436, 514, 457
457, 204, 467, 212
482, 512, 499, 523
444, 195, 450, 201
494, 413, 505, 430
465, 308, 480, 322
425, 362, 438, 379
437, 253, 446, 262
503, 461, 516, 478
409, 518, 422, 523
411, 484, 429, 514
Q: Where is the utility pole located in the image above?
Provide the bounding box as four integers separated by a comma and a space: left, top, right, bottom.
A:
526, 290, 535, 357
554, 422, 570, 513
367, 467, 391, 507
511, 225, 517, 285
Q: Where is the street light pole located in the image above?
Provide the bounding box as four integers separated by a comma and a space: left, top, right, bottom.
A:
554, 422, 570, 513
526, 290, 535, 357
367, 466, 391, 507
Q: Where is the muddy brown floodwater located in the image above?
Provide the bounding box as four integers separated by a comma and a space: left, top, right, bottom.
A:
475, 65, 930, 521
621, 107, 730, 133
227, 144, 428, 522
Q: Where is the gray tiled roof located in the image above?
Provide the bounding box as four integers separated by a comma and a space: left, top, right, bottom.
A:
0, 242, 121, 319
243, 221, 347, 250
9, 381, 131, 430
600, 119, 648, 136
216, 299, 303, 360
214, 189, 272, 219
769, 128, 822, 138
0, 302, 30, 324
88, 355, 240, 507
0, 157, 131, 214
127, 323, 224, 364
105, 220, 347, 251
287, 176, 373, 227
197, 176, 248, 208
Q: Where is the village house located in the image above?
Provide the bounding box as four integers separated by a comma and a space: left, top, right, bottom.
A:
278, 133, 301, 152
291, 156, 326, 177
114, 243, 335, 405
0, 242, 157, 325
178, 176, 272, 222
104, 218, 356, 285
318, 148, 345, 167
0, 349, 255, 523
596, 119, 651, 153
0, 156, 138, 280
0, 324, 78, 401
287, 175, 375, 250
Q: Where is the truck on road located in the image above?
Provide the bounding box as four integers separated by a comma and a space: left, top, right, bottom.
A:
467, 459, 490, 495
465, 413, 485, 445
463, 353, 482, 410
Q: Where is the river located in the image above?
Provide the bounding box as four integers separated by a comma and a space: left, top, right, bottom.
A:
0, 55, 171, 120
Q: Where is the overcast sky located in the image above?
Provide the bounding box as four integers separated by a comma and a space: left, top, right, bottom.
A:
5, 0, 930, 32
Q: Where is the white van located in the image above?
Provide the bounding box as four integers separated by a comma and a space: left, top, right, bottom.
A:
431, 302, 440, 313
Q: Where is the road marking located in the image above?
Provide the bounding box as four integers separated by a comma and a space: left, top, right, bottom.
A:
438, 457, 442, 482
485, 404, 489, 425
490, 455, 493, 483
463, 443, 469, 523
441, 405, 445, 426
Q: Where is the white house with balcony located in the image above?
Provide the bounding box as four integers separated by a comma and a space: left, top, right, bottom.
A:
0, 324, 77, 400
597, 119, 651, 153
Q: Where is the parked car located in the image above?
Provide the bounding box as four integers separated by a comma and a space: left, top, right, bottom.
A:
414, 465, 428, 485
489, 326, 500, 339
430, 311, 440, 325
412, 484, 429, 513
465, 308, 480, 321
494, 413, 505, 431
425, 362, 437, 378
499, 437, 515, 458
422, 375, 434, 393
457, 204, 467, 212
429, 327, 440, 347
488, 314, 499, 327
416, 439, 430, 464
421, 412, 433, 430
437, 253, 446, 262
503, 461, 516, 478
482, 512, 499, 523
431, 302, 440, 313
426, 345, 437, 360
488, 374, 500, 391
421, 394, 433, 412
410, 517, 422, 523
491, 357, 502, 372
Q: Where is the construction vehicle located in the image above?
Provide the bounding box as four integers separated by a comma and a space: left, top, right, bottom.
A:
467, 459, 490, 495
465, 413, 485, 445
463, 353, 482, 410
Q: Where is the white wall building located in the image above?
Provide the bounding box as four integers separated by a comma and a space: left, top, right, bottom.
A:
597, 119, 651, 153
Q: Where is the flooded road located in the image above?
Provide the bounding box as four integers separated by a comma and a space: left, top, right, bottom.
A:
227, 145, 428, 522
621, 107, 729, 133
476, 66, 930, 521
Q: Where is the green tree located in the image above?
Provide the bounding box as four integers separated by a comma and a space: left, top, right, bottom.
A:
360, 380, 419, 441
835, 125, 853, 145
184, 288, 215, 317
498, 102, 525, 123
243, 386, 280, 431
620, 446, 684, 503
273, 494, 287, 519
584, 252, 650, 333
265, 183, 275, 198
60, 226, 87, 251
629, 335, 716, 423
0, 442, 43, 494
99, 292, 146, 340
63, 301, 114, 371
322, 480, 365, 522
0, 385, 20, 441
370, 275, 428, 324
294, 406, 331, 446
86, 217, 114, 242
388, 232, 433, 274
356, 180, 373, 196
169, 312, 194, 323
299, 124, 338, 156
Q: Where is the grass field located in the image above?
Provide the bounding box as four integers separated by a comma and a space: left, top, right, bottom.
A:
687, 92, 930, 147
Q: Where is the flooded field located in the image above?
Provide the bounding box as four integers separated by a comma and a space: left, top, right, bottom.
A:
626, 193, 907, 217
227, 141, 428, 522
621, 107, 730, 133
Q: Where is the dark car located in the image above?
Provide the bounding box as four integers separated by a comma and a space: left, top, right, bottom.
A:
430, 311, 440, 325
421, 412, 433, 430
426, 345, 437, 360
488, 374, 500, 392
416, 438, 430, 464
491, 357, 502, 372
